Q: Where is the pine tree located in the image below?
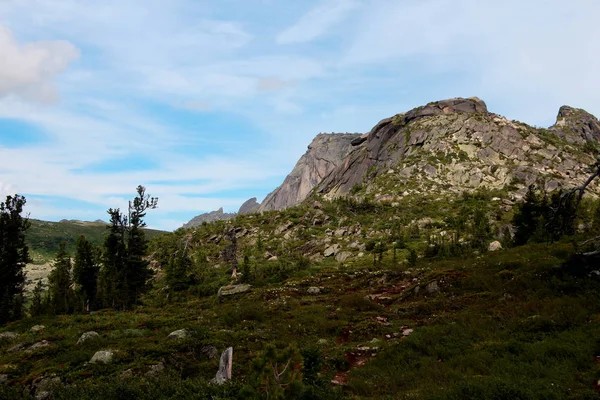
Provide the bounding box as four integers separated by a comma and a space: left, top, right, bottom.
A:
48, 243, 73, 314
98, 209, 127, 309
0, 195, 30, 324
72, 235, 100, 311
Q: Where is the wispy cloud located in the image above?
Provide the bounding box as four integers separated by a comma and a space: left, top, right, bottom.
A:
276, 0, 360, 44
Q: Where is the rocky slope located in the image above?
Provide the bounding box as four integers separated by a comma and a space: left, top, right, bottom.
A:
316, 97, 600, 200
257, 133, 360, 212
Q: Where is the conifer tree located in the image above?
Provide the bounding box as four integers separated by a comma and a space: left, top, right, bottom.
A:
29, 280, 46, 317
72, 235, 100, 311
513, 185, 544, 245
48, 243, 73, 314
166, 243, 192, 291
0, 195, 30, 324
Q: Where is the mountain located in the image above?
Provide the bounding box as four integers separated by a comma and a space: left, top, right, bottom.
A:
182, 207, 236, 229
316, 97, 600, 200
238, 197, 260, 214
257, 133, 361, 212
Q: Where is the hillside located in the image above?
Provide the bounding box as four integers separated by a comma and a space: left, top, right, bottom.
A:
1, 97, 600, 398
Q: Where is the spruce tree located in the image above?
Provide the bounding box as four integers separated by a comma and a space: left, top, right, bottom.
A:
513, 185, 543, 245
73, 235, 100, 311
48, 243, 73, 314
29, 280, 46, 317
0, 195, 30, 324
166, 243, 192, 292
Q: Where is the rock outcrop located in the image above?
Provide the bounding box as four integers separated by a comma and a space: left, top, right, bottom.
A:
551, 105, 600, 144
183, 208, 236, 229
258, 133, 361, 212
238, 197, 260, 214
316, 97, 600, 199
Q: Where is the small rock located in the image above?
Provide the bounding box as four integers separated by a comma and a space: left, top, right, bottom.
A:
312, 201, 322, 209
0, 332, 19, 341
30, 325, 45, 334
317, 339, 328, 345
167, 329, 191, 340
120, 369, 134, 379
218, 284, 251, 297
335, 251, 352, 263
268, 255, 278, 261
323, 244, 340, 257
402, 329, 414, 336
200, 345, 218, 359
90, 350, 114, 364
145, 361, 165, 377
426, 281, 439, 294
77, 331, 100, 345
488, 241, 503, 252
307, 287, 321, 295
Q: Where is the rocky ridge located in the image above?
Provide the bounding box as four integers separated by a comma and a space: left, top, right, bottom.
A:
182, 208, 236, 229
316, 97, 600, 200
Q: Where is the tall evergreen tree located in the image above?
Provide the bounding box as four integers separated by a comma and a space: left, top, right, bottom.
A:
513, 185, 544, 246
48, 243, 73, 314
98, 209, 127, 309
72, 235, 100, 311
0, 195, 30, 324
165, 243, 192, 291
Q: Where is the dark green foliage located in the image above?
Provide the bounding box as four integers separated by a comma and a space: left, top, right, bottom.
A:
513, 185, 544, 245
72, 236, 100, 310
0, 194, 30, 324
29, 280, 46, 317
545, 190, 577, 242
245, 344, 304, 399
48, 243, 74, 314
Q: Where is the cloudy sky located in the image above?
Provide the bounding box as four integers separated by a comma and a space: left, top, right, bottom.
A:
0, 0, 598, 230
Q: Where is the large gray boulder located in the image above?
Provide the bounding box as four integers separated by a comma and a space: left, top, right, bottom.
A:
77, 331, 100, 345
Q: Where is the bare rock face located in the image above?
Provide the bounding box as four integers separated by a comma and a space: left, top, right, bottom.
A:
258, 133, 361, 212
550, 105, 600, 143
183, 208, 236, 229
316, 97, 600, 199
238, 197, 260, 214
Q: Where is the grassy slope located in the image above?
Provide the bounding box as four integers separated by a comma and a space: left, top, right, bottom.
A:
1, 194, 599, 399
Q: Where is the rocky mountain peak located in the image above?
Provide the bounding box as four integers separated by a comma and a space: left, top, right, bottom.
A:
183, 207, 236, 229
238, 198, 260, 214
551, 105, 600, 143
257, 132, 361, 212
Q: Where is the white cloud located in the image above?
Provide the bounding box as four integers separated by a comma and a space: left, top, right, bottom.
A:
277, 0, 359, 44
0, 24, 79, 103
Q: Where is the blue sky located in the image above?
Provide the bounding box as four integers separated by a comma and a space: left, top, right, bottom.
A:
0, 0, 599, 230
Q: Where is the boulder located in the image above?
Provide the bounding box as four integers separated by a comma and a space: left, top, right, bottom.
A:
90, 350, 114, 364
7, 343, 26, 353
218, 284, 251, 297
30, 325, 45, 334
77, 331, 100, 345
167, 329, 191, 340
30, 374, 61, 400
488, 241, 503, 252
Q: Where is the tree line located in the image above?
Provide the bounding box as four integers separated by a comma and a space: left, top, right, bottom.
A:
0, 186, 157, 323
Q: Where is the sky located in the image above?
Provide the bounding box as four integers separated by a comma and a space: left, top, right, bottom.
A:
0, 0, 599, 231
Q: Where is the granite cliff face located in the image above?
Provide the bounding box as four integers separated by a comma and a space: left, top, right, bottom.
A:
238, 197, 260, 214
257, 133, 360, 211
316, 97, 600, 200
